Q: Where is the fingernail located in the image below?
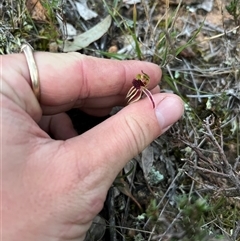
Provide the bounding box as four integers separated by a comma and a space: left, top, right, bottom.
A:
155, 96, 184, 130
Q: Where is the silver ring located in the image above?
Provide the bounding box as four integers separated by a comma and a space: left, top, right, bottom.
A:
21, 43, 41, 102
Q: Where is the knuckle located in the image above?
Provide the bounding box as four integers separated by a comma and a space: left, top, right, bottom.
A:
122, 113, 149, 154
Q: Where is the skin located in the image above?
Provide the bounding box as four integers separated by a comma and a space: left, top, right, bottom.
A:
1, 52, 184, 241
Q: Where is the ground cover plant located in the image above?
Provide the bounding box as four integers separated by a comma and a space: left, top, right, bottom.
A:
1, 0, 240, 240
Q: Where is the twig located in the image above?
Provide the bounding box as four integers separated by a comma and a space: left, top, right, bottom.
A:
203, 115, 240, 194
232, 220, 240, 240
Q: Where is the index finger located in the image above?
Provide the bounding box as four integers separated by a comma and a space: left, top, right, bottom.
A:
4, 52, 162, 113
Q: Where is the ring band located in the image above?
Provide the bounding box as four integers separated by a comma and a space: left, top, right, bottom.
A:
21, 43, 41, 101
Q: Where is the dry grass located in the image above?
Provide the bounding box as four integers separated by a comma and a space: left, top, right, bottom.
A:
1, 0, 240, 240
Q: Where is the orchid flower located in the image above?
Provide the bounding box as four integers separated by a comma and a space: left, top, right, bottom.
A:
126, 71, 155, 108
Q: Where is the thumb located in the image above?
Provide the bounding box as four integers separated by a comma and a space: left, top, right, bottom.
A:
66, 93, 184, 186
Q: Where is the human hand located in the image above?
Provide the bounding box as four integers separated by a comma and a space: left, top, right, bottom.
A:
1, 52, 184, 241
